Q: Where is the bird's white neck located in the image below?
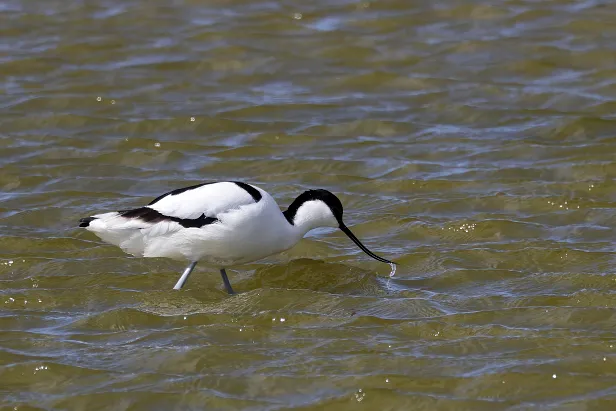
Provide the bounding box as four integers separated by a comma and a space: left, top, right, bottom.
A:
283, 200, 339, 242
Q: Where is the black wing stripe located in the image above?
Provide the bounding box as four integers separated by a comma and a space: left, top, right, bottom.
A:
233, 181, 262, 202
119, 207, 218, 228
79, 217, 96, 227
148, 182, 214, 206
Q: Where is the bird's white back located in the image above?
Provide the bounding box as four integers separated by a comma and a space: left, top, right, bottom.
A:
149, 182, 258, 219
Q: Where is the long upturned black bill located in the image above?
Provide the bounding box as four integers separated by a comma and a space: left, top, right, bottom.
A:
339, 224, 396, 265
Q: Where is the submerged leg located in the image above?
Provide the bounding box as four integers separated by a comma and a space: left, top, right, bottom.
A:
219, 268, 234, 295
173, 261, 198, 290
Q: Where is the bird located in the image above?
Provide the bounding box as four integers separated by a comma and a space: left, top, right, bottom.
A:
78, 181, 396, 294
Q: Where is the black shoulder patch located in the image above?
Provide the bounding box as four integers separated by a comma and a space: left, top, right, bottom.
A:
148, 182, 214, 205
119, 207, 218, 228
233, 181, 262, 202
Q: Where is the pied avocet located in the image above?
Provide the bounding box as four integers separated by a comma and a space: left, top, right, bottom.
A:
79, 181, 396, 294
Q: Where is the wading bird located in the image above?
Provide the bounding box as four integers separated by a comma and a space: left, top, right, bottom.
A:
79, 181, 396, 294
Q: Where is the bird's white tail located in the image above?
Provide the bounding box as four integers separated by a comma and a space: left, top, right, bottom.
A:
79, 212, 147, 256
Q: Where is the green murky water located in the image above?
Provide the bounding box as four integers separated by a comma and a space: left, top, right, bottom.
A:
2, 0, 616, 409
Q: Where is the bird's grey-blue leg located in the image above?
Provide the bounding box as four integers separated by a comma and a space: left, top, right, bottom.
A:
173, 261, 198, 290
220, 268, 234, 294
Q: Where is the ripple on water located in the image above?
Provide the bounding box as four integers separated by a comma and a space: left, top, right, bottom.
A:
2, 0, 616, 409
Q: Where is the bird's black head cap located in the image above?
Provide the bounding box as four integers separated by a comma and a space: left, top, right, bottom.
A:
283, 189, 343, 225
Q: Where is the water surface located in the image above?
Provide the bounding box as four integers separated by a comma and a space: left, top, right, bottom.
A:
2, 0, 616, 409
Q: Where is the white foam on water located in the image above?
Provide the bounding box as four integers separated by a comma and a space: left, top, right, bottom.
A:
389, 262, 396, 277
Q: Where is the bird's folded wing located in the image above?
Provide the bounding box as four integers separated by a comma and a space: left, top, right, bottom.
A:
147, 181, 262, 220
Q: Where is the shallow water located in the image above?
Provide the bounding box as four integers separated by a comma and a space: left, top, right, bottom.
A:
2, 0, 616, 409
